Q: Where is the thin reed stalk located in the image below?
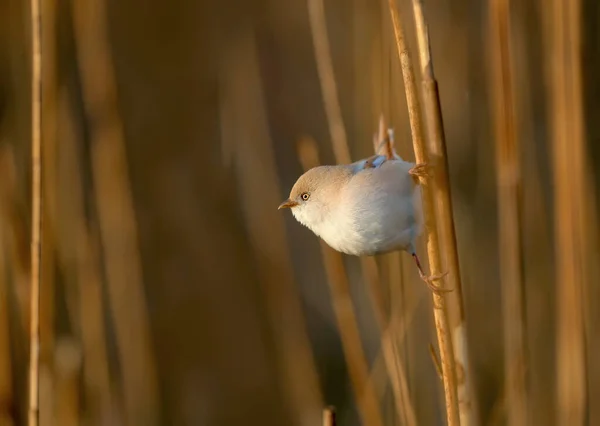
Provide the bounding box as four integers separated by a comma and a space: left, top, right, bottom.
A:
544, 0, 589, 422
28, 0, 42, 422
386, 1, 460, 424
219, 26, 323, 426
307, 0, 350, 164
40, 0, 57, 373
371, 117, 418, 426
56, 87, 117, 424
298, 138, 384, 426
0, 147, 30, 342
488, 0, 528, 424
322, 406, 336, 426
53, 338, 82, 426
307, 0, 416, 423
0, 231, 14, 426
71, 0, 161, 424
410, 0, 475, 423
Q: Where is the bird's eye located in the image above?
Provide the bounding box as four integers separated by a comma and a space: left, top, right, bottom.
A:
301, 192, 310, 201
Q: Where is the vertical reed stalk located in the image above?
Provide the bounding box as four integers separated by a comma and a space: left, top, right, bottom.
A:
322, 406, 336, 426
410, 0, 476, 423
372, 117, 418, 426
307, 0, 350, 164
298, 138, 384, 426
544, 0, 588, 422
56, 87, 117, 424
0, 231, 14, 426
53, 338, 82, 426
386, 1, 460, 424
40, 0, 57, 374
219, 26, 323, 426
410, 0, 473, 400
0, 147, 30, 341
71, 0, 161, 424
488, 0, 528, 424
308, 0, 416, 423
28, 0, 42, 422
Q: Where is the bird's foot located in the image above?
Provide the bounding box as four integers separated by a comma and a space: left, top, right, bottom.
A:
418, 270, 452, 294
409, 163, 431, 178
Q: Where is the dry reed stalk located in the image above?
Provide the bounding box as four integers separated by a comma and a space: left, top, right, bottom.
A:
386, 1, 460, 425
371, 117, 417, 426
507, 3, 555, 421
322, 406, 336, 426
409, 2, 476, 423
307, 0, 351, 164
56, 88, 116, 424
38, 367, 52, 426
76, 232, 118, 425
364, 270, 424, 426
0, 232, 14, 426
0, 147, 29, 344
307, 0, 416, 422
71, 1, 161, 424
487, 0, 528, 424
0, 148, 16, 426
28, 0, 42, 421
543, 0, 588, 422
53, 338, 82, 426
298, 138, 384, 426
218, 28, 323, 426
0, 151, 30, 338
40, 0, 57, 371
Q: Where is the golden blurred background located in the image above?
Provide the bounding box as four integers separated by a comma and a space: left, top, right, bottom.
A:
0, 0, 599, 424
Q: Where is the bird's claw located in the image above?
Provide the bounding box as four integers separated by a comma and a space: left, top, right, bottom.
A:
409, 163, 431, 178
418, 270, 452, 294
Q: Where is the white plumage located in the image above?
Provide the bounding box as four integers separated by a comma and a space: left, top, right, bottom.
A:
280, 155, 422, 258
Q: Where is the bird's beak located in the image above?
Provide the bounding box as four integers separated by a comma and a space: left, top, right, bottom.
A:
278, 199, 298, 210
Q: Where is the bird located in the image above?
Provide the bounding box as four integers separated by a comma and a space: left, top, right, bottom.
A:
279, 129, 448, 293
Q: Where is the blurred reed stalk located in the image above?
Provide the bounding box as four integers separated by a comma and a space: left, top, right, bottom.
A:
39, 3, 57, 424
371, 117, 417, 426
308, 0, 416, 423
387, 0, 460, 424
297, 138, 384, 426
28, 0, 42, 422
56, 86, 117, 425
543, 0, 590, 422
364, 275, 424, 425
0, 150, 30, 339
488, 0, 528, 424
409, 1, 476, 423
71, 0, 161, 424
40, 0, 57, 372
322, 406, 336, 426
0, 228, 14, 426
53, 338, 81, 426
218, 25, 323, 426
0, 148, 33, 424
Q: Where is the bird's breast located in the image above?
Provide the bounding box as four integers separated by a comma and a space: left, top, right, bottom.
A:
321, 162, 422, 256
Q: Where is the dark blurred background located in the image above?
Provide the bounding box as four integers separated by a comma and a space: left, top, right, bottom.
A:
1, 0, 599, 425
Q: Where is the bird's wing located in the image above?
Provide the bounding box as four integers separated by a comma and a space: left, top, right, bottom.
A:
349, 155, 388, 174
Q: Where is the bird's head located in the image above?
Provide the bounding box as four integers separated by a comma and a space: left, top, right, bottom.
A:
278, 165, 351, 231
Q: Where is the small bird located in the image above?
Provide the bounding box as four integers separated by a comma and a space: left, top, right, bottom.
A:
279, 130, 446, 292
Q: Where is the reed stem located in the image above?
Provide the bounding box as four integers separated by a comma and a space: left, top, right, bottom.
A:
488, 0, 528, 423
544, 0, 588, 422
387, 0, 460, 424
410, 0, 476, 423
28, 0, 42, 421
